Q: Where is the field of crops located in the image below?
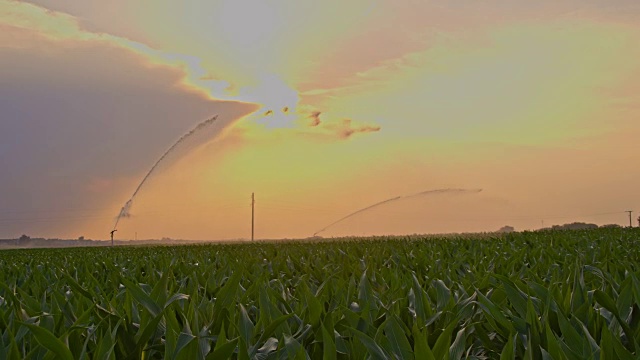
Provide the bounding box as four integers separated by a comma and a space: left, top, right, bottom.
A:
1, 228, 639, 359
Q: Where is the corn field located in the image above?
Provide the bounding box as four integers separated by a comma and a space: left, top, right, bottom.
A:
1, 228, 639, 359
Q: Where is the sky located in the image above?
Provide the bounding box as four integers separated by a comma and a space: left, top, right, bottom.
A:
1, 0, 639, 240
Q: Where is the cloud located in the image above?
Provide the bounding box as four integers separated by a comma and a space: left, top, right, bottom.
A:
0, 1, 265, 106
297, 109, 380, 138
0, 2, 255, 239
296, 110, 382, 139
238, 106, 381, 141
309, 111, 322, 127
331, 119, 381, 139
300, 116, 381, 140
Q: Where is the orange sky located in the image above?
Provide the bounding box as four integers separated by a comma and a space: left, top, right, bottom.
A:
1, 0, 639, 240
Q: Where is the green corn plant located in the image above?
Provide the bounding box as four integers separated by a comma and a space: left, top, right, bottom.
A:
0, 227, 638, 359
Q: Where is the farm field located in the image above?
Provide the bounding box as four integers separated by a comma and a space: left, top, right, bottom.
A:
1, 228, 639, 359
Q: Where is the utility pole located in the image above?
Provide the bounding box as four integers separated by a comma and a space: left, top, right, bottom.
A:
251, 193, 255, 241
626, 210, 633, 228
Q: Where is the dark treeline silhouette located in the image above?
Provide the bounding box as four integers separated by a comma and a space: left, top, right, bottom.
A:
543, 222, 621, 231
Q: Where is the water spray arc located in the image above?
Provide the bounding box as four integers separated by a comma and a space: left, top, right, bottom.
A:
112, 115, 219, 231
313, 188, 482, 236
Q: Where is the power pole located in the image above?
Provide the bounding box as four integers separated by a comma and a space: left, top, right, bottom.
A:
627, 210, 633, 228
251, 193, 255, 241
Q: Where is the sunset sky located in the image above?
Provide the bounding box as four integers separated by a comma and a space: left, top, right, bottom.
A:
1, 0, 639, 240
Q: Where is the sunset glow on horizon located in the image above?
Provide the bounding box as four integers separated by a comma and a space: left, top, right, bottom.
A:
1, 0, 639, 240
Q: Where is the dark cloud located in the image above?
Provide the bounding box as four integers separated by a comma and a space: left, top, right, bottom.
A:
300, 111, 380, 139
0, 36, 254, 238
309, 111, 322, 127
330, 119, 381, 139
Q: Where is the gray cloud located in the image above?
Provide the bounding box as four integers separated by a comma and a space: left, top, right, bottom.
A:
0, 37, 254, 238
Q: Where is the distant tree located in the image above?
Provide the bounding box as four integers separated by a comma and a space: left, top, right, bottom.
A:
78, 236, 85, 241
17, 234, 30, 245
497, 226, 515, 233
601, 224, 622, 229
551, 222, 598, 231
637, 216, 640, 227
